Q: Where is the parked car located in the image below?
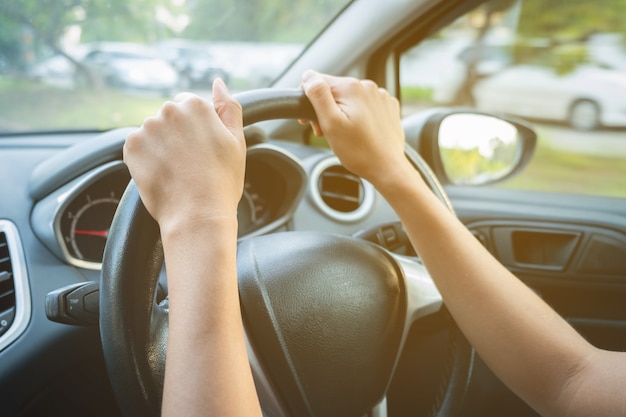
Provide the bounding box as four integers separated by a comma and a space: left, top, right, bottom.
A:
76, 42, 180, 95
28, 54, 78, 89
473, 63, 626, 130
156, 40, 230, 88
0, 0, 625, 417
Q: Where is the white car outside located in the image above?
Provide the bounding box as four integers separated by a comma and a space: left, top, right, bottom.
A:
473, 64, 626, 130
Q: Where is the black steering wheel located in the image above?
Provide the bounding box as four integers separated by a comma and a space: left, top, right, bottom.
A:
100, 89, 471, 417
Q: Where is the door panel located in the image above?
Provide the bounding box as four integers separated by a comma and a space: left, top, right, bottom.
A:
468, 220, 626, 282
446, 185, 626, 416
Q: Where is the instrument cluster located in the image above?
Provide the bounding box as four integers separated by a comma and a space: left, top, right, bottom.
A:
45, 145, 306, 269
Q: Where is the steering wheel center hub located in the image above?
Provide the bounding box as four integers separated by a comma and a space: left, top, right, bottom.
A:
238, 232, 407, 416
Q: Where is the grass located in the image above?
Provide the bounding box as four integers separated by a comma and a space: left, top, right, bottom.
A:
0, 76, 165, 131
401, 86, 433, 103
501, 141, 626, 197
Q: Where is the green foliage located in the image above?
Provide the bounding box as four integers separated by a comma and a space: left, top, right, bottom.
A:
0, 0, 348, 69
183, 0, 347, 42
440, 146, 513, 185
0, 0, 162, 66
400, 86, 433, 104
517, 0, 626, 40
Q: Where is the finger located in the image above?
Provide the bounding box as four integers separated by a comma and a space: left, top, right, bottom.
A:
310, 121, 323, 137
303, 70, 355, 88
297, 118, 324, 137
360, 79, 378, 90
212, 78, 243, 136
302, 71, 344, 128
173, 91, 198, 103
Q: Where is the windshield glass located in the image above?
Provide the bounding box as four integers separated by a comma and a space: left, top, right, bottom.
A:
0, 0, 350, 133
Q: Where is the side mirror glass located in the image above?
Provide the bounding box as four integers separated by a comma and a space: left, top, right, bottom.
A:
438, 114, 522, 185
406, 109, 537, 186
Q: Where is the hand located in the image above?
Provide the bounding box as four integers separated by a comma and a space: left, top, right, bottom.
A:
123, 79, 245, 232
301, 70, 411, 189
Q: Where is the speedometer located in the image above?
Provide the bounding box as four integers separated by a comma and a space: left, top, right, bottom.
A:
68, 196, 119, 262
58, 167, 130, 264
33, 146, 305, 271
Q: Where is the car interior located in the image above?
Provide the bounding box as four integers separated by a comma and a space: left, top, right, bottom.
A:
0, 0, 625, 416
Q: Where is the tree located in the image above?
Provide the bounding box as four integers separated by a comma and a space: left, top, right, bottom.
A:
450, 0, 626, 104
0, 0, 162, 84
517, 0, 626, 40
452, 0, 517, 105
183, 0, 346, 42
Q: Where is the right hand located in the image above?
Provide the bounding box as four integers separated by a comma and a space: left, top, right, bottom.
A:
301, 70, 412, 189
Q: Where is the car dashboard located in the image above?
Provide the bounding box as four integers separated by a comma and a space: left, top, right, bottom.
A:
0, 125, 399, 416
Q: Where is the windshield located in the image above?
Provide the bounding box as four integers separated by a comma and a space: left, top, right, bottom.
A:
0, 0, 350, 133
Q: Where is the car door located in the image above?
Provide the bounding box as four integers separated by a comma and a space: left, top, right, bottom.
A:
398, 1, 626, 415
475, 64, 571, 120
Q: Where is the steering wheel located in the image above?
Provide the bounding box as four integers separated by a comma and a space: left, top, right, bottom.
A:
100, 89, 471, 417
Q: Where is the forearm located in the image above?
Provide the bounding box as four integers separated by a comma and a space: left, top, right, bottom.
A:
377, 165, 597, 416
160, 217, 262, 417
300, 71, 625, 416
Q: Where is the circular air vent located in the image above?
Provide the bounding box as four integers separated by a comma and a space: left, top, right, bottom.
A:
310, 156, 375, 222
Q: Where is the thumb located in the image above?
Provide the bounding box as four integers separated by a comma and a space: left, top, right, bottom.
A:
302, 71, 344, 131
212, 78, 243, 136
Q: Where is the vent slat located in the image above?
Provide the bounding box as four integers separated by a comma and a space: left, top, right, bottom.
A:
0, 232, 16, 317
320, 191, 361, 203
0, 224, 28, 345
318, 165, 364, 213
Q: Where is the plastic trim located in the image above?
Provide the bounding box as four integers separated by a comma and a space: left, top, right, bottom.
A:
0, 220, 32, 352
309, 156, 376, 223
31, 161, 128, 271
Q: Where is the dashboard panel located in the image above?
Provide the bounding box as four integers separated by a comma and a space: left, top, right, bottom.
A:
31, 143, 308, 270
1, 126, 399, 417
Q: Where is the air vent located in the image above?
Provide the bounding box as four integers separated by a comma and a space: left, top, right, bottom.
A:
0, 220, 31, 352
319, 165, 364, 212
0, 232, 16, 338
310, 157, 375, 223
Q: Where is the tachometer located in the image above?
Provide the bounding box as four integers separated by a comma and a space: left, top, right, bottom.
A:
237, 180, 267, 237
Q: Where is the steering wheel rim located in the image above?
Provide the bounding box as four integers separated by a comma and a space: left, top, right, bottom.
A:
100, 88, 469, 417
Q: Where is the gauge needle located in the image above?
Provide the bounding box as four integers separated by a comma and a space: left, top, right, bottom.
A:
73, 230, 109, 238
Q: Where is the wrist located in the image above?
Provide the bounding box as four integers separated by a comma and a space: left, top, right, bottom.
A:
159, 213, 239, 245
370, 158, 426, 197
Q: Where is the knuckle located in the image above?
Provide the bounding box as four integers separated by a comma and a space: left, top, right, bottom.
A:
160, 100, 178, 118
141, 115, 161, 135
343, 77, 362, 91
186, 95, 210, 112
306, 79, 328, 97
123, 132, 142, 163
361, 79, 378, 90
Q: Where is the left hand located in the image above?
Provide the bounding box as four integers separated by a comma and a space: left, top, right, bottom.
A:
123, 79, 246, 233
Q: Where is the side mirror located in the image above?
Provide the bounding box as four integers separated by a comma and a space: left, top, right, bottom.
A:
404, 109, 536, 186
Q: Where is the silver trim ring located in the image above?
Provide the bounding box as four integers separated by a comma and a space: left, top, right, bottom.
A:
309, 156, 376, 223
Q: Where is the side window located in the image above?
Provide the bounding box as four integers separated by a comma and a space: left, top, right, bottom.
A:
400, 0, 626, 198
